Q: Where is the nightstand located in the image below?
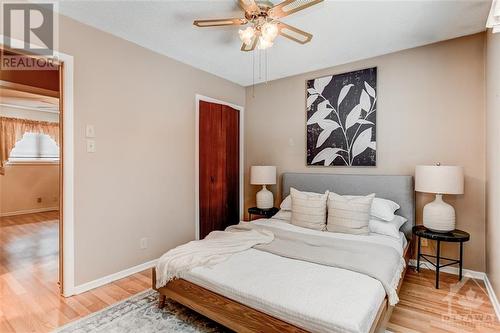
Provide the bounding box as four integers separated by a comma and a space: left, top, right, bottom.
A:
248, 207, 279, 221
412, 225, 470, 289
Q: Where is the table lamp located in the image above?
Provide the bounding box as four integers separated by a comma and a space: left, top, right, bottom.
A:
415, 164, 464, 232
250, 166, 276, 209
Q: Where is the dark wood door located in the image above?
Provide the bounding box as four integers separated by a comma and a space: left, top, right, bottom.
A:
199, 101, 239, 239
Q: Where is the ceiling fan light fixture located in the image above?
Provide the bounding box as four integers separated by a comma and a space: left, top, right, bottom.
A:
257, 36, 273, 50
194, 0, 324, 52
239, 26, 256, 45
261, 21, 279, 42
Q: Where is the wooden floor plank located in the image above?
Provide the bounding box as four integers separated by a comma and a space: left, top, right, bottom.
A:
1, 211, 499, 332
0, 212, 152, 333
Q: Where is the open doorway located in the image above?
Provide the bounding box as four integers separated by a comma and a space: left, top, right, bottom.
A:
0, 48, 64, 293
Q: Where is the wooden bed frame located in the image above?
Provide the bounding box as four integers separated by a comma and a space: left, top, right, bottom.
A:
152, 240, 412, 333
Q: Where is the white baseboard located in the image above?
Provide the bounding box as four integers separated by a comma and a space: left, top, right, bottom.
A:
71, 258, 157, 296
484, 274, 500, 320
408, 259, 485, 280
0, 207, 59, 217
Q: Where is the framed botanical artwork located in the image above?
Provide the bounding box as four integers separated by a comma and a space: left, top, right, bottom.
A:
306, 67, 377, 167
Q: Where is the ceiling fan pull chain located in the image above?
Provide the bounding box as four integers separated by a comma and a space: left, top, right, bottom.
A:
258, 49, 262, 80
265, 48, 268, 84
252, 48, 255, 98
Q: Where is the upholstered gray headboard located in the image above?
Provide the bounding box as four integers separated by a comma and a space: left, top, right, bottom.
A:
281, 173, 415, 238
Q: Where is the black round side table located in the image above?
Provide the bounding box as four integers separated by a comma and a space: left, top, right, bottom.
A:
248, 207, 279, 221
412, 225, 470, 289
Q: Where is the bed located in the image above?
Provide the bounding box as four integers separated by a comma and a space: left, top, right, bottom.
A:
152, 173, 415, 333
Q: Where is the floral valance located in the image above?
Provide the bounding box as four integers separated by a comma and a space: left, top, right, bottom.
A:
0, 116, 59, 175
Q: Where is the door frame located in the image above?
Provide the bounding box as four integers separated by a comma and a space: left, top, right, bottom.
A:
0, 35, 75, 296
194, 94, 244, 240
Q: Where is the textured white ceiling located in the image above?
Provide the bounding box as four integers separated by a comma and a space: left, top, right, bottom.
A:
58, 0, 491, 86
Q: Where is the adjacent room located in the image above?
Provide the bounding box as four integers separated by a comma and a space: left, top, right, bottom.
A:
1, 1, 500, 333
0, 52, 62, 326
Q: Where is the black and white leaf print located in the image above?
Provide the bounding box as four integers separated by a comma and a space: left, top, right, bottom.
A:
352, 127, 374, 160
311, 148, 344, 166
316, 129, 334, 148
337, 84, 354, 107
364, 81, 376, 98
314, 77, 332, 95
318, 119, 340, 130
357, 119, 374, 125
345, 104, 362, 130
359, 89, 371, 112
306, 100, 332, 125
316, 119, 341, 147
307, 94, 319, 108
306, 68, 377, 166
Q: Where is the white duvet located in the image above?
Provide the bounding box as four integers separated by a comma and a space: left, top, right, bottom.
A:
182, 218, 407, 333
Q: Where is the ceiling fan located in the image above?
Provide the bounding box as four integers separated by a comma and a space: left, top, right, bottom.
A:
193, 0, 323, 51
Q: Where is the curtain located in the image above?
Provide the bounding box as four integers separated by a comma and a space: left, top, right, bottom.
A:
487, 0, 500, 33
0, 117, 59, 175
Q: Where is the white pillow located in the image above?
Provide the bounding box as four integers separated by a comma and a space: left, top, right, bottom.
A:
371, 198, 400, 221
290, 188, 329, 230
344, 196, 400, 221
272, 209, 292, 222
280, 195, 292, 210
369, 215, 408, 239
283, 192, 399, 221
327, 193, 375, 235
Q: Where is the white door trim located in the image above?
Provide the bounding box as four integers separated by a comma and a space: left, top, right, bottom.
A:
0, 35, 75, 296
59, 51, 75, 297
194, 94, 244, 240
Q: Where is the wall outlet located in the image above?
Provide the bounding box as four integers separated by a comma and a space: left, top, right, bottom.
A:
37, 197, 42, 203
421, 238, 428, 247
140, 237, 148, 250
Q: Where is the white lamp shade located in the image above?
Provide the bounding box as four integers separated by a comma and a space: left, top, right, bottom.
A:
250, 166, 276, 185
415, 165, 464, 194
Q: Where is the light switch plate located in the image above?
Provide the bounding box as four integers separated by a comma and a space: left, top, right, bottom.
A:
86, 125, 95, 138
86, 139, 96, 153
140, 237, 148, 249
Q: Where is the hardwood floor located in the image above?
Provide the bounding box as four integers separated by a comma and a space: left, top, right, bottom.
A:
0, 212, 151, 333
389, 269, 500, 332
1, 211, 499, 332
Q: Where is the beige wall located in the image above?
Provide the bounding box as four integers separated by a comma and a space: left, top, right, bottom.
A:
57, 16, 246, 285
486, 30, 500, 296
245, 34, 486, 271
0, 164, 59, 215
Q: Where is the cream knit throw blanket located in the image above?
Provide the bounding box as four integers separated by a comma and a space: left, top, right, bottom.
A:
155, 228, 273, 288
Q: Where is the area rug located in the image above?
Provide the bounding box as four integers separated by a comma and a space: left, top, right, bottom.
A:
54, 289, 231, 333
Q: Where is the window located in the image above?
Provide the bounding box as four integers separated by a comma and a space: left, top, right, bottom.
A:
9, 132, 59, 163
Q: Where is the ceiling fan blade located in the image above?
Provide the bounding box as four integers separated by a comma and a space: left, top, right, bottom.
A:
241, 35, 258, 52
269, 0, 323, 19
238, 0, 259, 14
193, 18, 247, 27
277, 22, 313, 44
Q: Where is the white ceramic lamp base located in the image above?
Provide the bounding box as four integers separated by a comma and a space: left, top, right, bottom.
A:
256, 185, 273, 209
423, 194, 456, 232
